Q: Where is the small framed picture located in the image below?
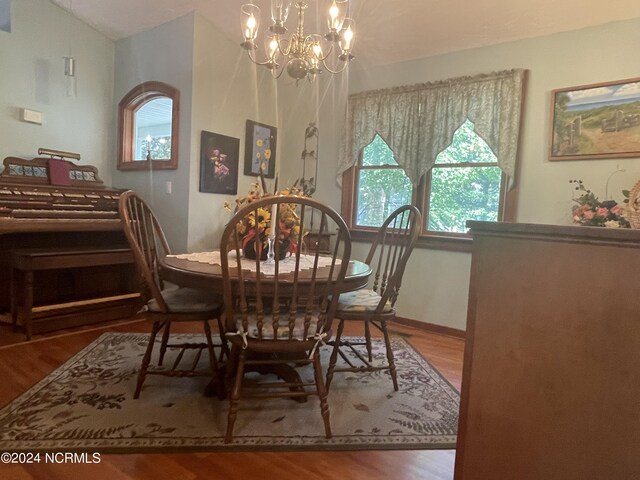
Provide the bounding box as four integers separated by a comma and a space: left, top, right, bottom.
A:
244, 120, 277, 178
549, 77, 640, 161
200, 130, 239, 194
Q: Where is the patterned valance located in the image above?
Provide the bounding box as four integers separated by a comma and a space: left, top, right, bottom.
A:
337, 69, 526, 186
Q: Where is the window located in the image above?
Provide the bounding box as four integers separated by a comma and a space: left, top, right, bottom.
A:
343, 120, 515, 250
134, 98, 173, 161
117, 81, 180, 171
354, 135, 413, 227
425, 120, 502, 233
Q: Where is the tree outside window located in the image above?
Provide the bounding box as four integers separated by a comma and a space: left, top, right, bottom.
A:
350, 120, 506, 239
355, 135, 413, 227
138, 136, 172, 161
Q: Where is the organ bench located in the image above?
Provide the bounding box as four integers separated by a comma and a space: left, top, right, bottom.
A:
10, 247, 136, 340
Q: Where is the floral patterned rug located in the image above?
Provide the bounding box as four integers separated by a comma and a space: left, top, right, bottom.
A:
0, 333, 459, 453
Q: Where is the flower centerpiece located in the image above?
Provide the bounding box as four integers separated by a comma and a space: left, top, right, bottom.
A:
569, 179, 630, 228
224, 175, 305, 260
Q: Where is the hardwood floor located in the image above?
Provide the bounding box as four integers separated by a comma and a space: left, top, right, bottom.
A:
0, 318, 464, 480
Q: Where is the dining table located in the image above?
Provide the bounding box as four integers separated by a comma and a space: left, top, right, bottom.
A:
160, 251, 371, 295
159, 251, 372, 399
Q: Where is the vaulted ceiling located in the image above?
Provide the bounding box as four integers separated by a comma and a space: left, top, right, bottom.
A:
51, 0, 640, 68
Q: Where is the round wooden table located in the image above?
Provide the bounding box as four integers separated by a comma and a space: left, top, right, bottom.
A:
160, 253, 371, 400
160, 254, 371, 295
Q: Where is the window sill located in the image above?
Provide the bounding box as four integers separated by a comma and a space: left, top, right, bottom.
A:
349, 229, 473, 253
117, 159, 178, 171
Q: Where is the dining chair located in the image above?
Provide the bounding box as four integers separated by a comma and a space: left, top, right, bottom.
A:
118, 191, 226, 399
325, 205, 421, 391
220, 195, 351, 443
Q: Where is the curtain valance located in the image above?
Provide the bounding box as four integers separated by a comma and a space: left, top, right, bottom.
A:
337, 69, 526, 186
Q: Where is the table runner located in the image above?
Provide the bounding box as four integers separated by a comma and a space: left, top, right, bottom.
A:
167, 250, 340, 276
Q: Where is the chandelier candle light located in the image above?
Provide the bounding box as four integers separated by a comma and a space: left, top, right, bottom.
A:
240, 0, 355, 83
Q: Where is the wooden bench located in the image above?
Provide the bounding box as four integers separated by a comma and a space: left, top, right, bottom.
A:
10, 247, 138, 340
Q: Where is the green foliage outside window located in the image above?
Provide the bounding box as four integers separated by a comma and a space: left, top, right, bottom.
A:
356, 136, 412, 227
427, 166, 501, 232
355, 120, 502, 233
428, 121, 500, 232
140, 137, 172, 160
356, 168, 412, 227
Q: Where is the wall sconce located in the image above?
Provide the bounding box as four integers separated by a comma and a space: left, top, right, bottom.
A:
64, 55, 77, 97
64, 56, 75, 77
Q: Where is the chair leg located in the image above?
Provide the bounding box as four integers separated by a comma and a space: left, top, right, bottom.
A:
158, 321, 171, 366
225, 347, 246, 444
364, 320, 373, 362
325, 318, 345, 391
225, 343, 239, 393
380, 319, 398, 391
134, 321, 162, 399
216, 314, 230, 363
313, 349, 332, 439
204, 320, 225, 400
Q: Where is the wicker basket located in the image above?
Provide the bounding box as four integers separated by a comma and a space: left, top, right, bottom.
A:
625, 180, 640, 228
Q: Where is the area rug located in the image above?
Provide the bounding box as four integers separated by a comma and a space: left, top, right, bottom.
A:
0, 333, 459, 452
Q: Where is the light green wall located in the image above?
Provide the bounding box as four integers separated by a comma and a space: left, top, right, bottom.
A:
275, 74, 352, 208
0, 0, 114, 182
187, 13, 350, 252
112, 14, 195, 252
312, 17, 640, 330
111, 13, 284, 253
187, 14, 279, 252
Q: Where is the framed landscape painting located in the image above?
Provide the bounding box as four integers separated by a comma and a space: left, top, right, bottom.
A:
244, 120, 277, 178
199, 131, 239, 194
549, 77, 640, 161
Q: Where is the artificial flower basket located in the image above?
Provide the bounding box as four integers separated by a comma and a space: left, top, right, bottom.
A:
624, 180, 640, 229
225, 174, 304, 260
570, 180, 630, 228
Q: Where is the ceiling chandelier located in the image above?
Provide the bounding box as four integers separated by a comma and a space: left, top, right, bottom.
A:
240, 0, 355, 83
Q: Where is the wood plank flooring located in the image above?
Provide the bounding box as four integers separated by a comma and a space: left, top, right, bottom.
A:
0, 319, 464, 480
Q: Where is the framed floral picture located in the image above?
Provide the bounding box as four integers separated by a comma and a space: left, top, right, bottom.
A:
244, 120, 277, 178
200, 130, 239, 194
549, 77, 640, 161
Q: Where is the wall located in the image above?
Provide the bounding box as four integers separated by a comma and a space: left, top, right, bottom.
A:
0, 0, 114, 182
112, 14, 195, 252
275, 73, 352, 208
283, 17, 640, 330
187, 14, 279, 252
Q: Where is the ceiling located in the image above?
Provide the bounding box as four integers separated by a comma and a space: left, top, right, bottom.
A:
51, 0, 640, 68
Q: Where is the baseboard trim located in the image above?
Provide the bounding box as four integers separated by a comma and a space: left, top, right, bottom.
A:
392, 316, 466, 339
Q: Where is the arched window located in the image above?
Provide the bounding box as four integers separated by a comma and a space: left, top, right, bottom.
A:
426, 120, 502, 233
344, 119, 515, 251
117, 81, 180, 170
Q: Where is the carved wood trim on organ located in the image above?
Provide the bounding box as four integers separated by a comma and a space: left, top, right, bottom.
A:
0, 157, 121, 226
1, 156, 105, 187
